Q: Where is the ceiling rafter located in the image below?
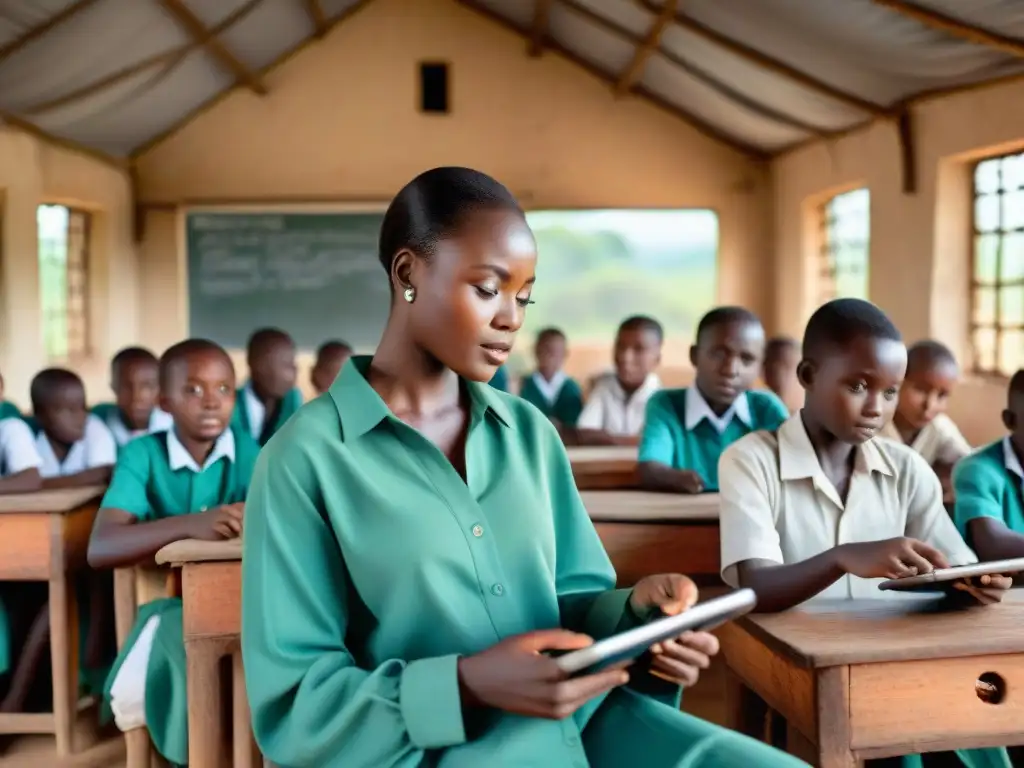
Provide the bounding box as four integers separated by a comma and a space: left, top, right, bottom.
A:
634, 0, 888, 116
0, 0, 101, 64
0, 111, 126, 169
23, 0, 266, 117
615, 0, 677, 95
303, 0, 329, 38
561, 0, 826, 138
871, 0, 1024, 59
157, 0, 268, 95
529, 0, 555, 57
455, 0, 767, 160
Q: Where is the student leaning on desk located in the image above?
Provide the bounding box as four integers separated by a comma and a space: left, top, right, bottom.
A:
718, 298, 1012, 768
241, 167, 805, 768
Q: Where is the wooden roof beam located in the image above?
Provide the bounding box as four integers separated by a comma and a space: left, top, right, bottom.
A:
529, 0, 555, 57
157, 0, 268, 95
616, 0, 677, 95
303, 0, 329, 38
0, 0, 101, 64
871, 0, 1024, 59
634, 0, 888, 116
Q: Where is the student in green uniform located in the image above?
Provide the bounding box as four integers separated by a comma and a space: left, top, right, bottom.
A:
88, 339, 259, 766
639, 307, 787, 493
718, 299, 1011, 768
241, 167, 804, 768
310, 339, 353, 396
231, 327, 302, 446
488, 364, 510, 392
92, 347, 174, 450
0, 371, 21, 421
518, 327, 584, 428
953, 369, 1024, 561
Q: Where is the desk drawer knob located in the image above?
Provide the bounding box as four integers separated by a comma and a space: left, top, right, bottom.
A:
975, 672, 1006, 705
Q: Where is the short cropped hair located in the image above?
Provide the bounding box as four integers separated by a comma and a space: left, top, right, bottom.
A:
802, 299, 902, 360
619, 315, 664, 343
695, 306, 761, 345
159, 338, 232, 392
1009, 369, 1024, 407
765, 336, 798, 360
30, 368, 83, 412
110, 346, 158, 380
536, 327, 566, 345
906, 340, 957, 375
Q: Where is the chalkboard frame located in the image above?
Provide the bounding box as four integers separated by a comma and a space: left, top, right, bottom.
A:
182, 202, 390, 352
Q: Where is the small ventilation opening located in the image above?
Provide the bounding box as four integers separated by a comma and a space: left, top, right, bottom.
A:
419, 62, 449, 114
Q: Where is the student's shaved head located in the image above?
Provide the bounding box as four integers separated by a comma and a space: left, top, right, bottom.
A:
906, 340, 957, 377
30, 368, 83, 412
159, 339, 233, 392
802, 299, 902, 362
695, 306, 761, 346
247, 328, 294, 360
111, 346, 158, 380
1010, 369, 1024, 408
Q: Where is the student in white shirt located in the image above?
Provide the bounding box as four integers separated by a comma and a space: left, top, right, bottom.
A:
92, 347, 173, 450
0, 417, 43, 493
31, 368, 116, 488
576, 315, 663, 445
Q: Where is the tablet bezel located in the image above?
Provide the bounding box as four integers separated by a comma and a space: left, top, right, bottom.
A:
877, 557, 1024, 592
553, 588, 757, 677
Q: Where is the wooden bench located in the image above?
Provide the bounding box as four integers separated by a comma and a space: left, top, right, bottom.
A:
719, 593, 1024, 766
567, 445, 638, 490
0, 486, 105, 759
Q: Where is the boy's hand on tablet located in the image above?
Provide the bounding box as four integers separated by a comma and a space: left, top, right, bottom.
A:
951, 574, 1013, 605
190, 503, 245, 541
456, 630, 630, 720
836, 537, 948, 580
629, 573, 699, 617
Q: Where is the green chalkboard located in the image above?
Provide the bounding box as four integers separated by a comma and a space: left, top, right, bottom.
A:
186, 211, 390, 349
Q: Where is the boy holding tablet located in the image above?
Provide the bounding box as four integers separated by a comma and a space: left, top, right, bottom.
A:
718, 299, 1010, 768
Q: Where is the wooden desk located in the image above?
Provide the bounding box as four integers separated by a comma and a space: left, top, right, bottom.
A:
719, 594, 1024, 766
156, 539, 252, 768
567, 445, 638, 490
0, 486, 105, 758
583, 491, 720, 585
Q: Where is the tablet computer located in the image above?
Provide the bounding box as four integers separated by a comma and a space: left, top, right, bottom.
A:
878, 557, 1024, 592
553, 588, 757, 677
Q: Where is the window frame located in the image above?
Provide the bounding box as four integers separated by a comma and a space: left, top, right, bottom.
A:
969, 151, 1024, 379
37, 203, 91, 363
817, 187, 870, 305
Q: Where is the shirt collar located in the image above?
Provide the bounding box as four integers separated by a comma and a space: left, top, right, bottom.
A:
530, 371, 567, 404
242, 382, 265, 438
610, 373, 661, 402
684, 386, 751, 432
166, 428, 235, 473
329, 356, 513, 442
1003, 436, 1024, 481
105, 407, 173, 446
778, 411, 894, 482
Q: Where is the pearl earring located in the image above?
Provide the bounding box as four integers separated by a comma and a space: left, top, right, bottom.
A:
403, 286, 416, 303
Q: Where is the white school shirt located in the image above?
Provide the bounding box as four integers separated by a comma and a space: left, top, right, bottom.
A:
102, 407, 174, 448
0, 417, 42, 477
35, 414, 117, 478
718, 412, 976, 600
685, 384, 752, 433
242, 383, 266, 441
577, 373, 661, 436
879, 413, 972, 466
529, 371, 567, 406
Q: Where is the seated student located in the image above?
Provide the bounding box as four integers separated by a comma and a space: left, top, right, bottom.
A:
30, 368, 116, 488
575, 315, 663, 446
92, 347, 173, 449
519, 327, 584, 428
232, 327, 302, 447
0, 371, 21, 421
87, 338, 259, 767
310, 340, 353, 396
241, 166, 803, 768
763, 336, 801, 413
953, 369, 1024, 562
719, 299, 1010, 768
639, 307, 787, 493
881, 340, 971, 495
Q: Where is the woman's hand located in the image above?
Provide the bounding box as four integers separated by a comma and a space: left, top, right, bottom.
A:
629, 574, 719, 687
457, 630, 629, 719
951, 573, 1013, 605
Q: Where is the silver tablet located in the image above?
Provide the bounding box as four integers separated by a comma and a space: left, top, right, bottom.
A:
553, 588, 757, 677
878, 557, 1024, 592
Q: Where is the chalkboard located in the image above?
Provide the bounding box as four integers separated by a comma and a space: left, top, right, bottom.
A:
186, 211, 390, 349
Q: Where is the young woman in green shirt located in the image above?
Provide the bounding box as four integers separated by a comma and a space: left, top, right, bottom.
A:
241, 167, 805, 768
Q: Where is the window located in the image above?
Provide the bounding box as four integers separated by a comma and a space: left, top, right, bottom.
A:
517, 209, 718, 374
972, 152, 1024, 378
818, 188, 870, 304
37, 204, 90, 360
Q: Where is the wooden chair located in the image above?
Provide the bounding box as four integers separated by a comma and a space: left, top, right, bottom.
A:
113, 566, 177, 768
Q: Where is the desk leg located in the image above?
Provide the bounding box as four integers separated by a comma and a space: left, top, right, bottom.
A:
232, 648, 261, 768
187, 637, 229, 768
723, 667, 770, 741
48, 567, 79, 757
816, 666, 859, 768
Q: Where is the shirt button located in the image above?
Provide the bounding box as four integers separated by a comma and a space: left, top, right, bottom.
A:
491, 583, 504, 596
200, 506, 208, 512
471, 524, 484, 538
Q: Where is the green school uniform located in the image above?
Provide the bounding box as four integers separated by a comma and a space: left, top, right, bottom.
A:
100, 425, 258, 766
230, 384, 303, 447
638, 387, 788, 491
488, 365, 509, 392
519, 371, 584, 426
953, 438, 1024, 542
241, 356, 804, 768
0, 401, 21, 421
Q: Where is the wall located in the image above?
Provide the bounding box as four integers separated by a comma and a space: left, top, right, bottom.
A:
771, 77, 1024, 445
133, 0, 769, 392
0, 127, 135, 409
